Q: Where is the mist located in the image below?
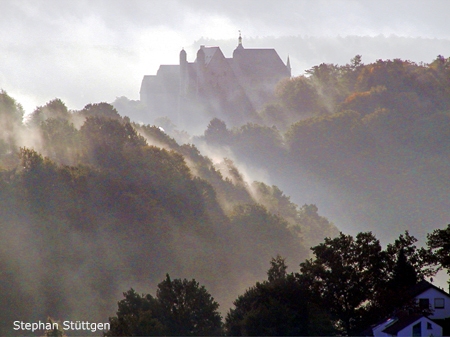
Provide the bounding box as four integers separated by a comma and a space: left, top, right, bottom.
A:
1, 1, 450, 114
1, 1, 450, 334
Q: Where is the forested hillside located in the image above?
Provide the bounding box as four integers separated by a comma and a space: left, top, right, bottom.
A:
2, 54, 450, 335
196, 55, 450, 241
0, 93, 338, 334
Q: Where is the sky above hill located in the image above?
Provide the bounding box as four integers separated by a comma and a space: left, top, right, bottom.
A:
1, 0, 450, 113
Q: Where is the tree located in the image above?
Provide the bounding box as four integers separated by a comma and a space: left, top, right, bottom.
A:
106, 275, 223, 336
385, 231, 435, 279
79, 102, 122, 120
426, 224, 450, 273
370, 247, 422, 322
390, 248, 418, 289
156, 274, 223, 336
27, 98, 70, 127
79, 117, 146, 168
106, 289, 166, 336
226, 258, 315, 336
40, 118, 79, 164
229, 203, 305, 272
204, 118, 230, 144
275, 76, 319, 115
300, 232, 386, 335
0, 90, 24, 158
267, 255, 288, 282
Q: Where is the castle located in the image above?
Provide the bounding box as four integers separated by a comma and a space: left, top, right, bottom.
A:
140, 34, 291, 126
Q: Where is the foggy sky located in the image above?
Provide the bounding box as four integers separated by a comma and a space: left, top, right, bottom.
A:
1, 0, 450, 114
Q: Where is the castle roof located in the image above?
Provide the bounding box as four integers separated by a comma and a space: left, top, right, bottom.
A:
232, 48, 290, 78
140, 39, 290, 125
151, 65, 179, 93
196, 46, 221, 66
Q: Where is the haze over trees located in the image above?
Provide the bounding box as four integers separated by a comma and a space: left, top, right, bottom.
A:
0, 91, 338, 335
193, 54, 450, 241
1, 54, 450, 335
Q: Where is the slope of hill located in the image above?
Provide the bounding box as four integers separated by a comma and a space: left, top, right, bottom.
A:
192, 56, 450, 242
0, 94, 338, 334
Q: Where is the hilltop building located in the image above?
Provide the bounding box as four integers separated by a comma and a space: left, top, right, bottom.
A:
363, 280, 450, 337
140, 34, 291, 125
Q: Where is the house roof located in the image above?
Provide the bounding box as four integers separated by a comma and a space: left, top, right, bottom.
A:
382, 314, 439, 335
360, 280, 449, 336
409, 280, 450, 298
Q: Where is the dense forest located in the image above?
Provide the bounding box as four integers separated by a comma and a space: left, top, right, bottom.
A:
0, 93, 337, 334
1, 54, 450, 335
192, 55, 450, 241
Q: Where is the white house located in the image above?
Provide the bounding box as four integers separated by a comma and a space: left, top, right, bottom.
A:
365, 280, 450, 337
371, 314, 442, 337
411, 280, 450, 319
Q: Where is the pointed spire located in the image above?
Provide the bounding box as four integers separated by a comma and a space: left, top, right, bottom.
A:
235, 30, 244, 52
286, 55, 291, 76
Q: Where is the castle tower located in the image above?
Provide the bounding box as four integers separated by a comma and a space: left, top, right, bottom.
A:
238, 30, 243, 48
196, 46, 206, 96
233, 31, 244, 59
179, 48, 187, 97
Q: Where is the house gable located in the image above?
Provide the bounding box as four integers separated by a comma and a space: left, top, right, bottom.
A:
415, 287, 450, 319
384, 315, 442, 337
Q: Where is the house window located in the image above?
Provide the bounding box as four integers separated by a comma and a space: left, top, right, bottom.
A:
435, 298, 445, 309
419, 298, 430, 310
413, 322, 421, 337
427, 322, 433, 330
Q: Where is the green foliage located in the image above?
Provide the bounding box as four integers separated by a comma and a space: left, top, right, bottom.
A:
299, 230, 438, 335
80, 116, 147, 168
259, 102, 290, 129
40, 118, 79, 164
156, 274, 223, 335
267, 255, 288, 282
204, 118, 230, 144
295, 204, 339, 247
226, 275, 309, 336
0, 89, 24, 125
300, 232, 386, 335
106, 289, 166, 336
226, 257, 334, 336
250, 183, 339, 247
107, 275, 223, 336
235, 123, 283, 156
229, 203, 307, 277
79, 102, 122, 120
286, 109, 364, 175
0, 90, 24, 160
275, 76, 320, 114
1, 103, 312, 330
385, 231, 435, 279
225, 257, 308, 336
426, 224, 450, 273
112, 96, 148, 122
154, 116, 177, 133
28, 98, 70, 127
